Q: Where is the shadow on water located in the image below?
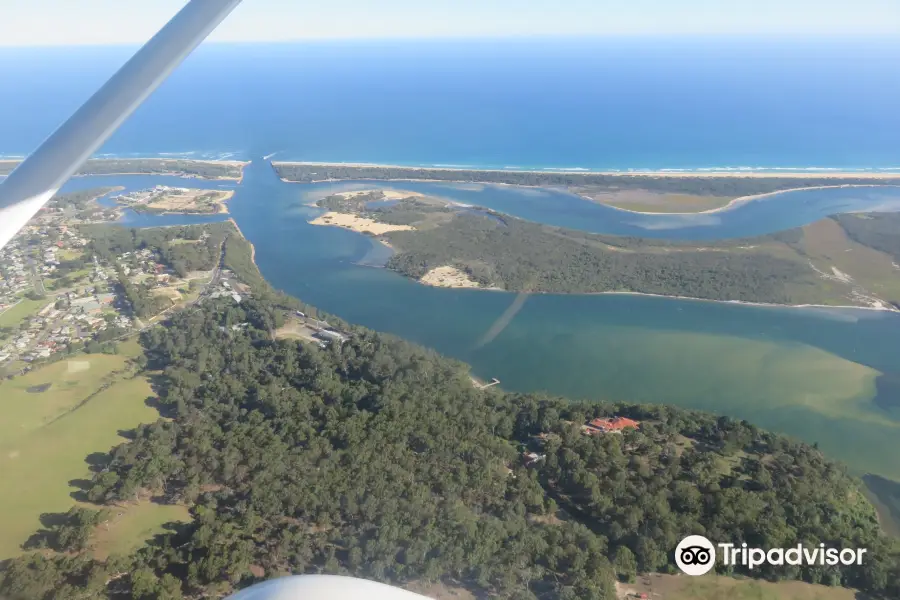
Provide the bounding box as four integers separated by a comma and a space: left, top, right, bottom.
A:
862, 475, 900, 537
872, 372, 900, 416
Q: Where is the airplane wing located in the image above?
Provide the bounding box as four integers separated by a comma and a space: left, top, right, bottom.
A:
226, 575, 431, 600
0, 2, 434, 597
0, 0, 244, 250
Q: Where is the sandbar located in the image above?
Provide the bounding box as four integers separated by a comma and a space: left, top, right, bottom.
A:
331, 188, 425, 200
309, 212, 415, 235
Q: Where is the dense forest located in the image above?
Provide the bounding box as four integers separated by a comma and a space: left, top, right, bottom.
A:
833, 213, 900, 263
1, 160, 243, 179
382, 209, 817, 303
0, 158, 243, 179
77, 159, 244, 180
2, 245, 899, 598
274, 163, 898, 197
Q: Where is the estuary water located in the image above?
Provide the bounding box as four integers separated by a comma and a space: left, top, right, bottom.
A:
57, 161, 900, 490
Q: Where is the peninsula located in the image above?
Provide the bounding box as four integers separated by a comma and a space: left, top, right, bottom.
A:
112, 185, 234, 214
274, 160, 900, 213
1, 158, 247, 180
309, 189, 900, 309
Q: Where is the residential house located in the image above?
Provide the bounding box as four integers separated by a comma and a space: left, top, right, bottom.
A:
585, 416, 641, 435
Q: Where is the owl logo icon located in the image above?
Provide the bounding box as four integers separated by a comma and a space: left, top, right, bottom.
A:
675, 535, 716, 576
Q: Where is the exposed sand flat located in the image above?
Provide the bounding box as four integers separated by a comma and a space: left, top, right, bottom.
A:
419, 266, 482, 288
382, 189, 425, 199
330, 188, 425, 200
275, 161, 900, 179
309, 211, 415, 235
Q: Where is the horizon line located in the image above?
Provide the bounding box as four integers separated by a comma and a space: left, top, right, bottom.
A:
3, 32, 899, 49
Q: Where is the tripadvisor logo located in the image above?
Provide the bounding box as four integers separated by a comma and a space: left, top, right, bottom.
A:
675, 535, 717, 576
675, 535, 868, 576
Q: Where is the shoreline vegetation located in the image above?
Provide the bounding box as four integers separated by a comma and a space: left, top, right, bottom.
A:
274, 160, 900, 180
1, 158, 248, 181
2, 219, 899, 599
274, 160, 900, 215
308, 189, 900, 312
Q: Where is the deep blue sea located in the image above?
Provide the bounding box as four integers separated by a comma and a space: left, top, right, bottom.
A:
1, 38, 899, 170
2, 39, 900, 497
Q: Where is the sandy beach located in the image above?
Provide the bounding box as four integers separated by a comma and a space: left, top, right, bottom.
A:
331, 188, 426, 200
275, 161, 900, 179
309, 211, 415, 235
419, 266, 483, 289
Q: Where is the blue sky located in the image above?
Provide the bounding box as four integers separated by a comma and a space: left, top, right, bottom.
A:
2, 0, 899, 46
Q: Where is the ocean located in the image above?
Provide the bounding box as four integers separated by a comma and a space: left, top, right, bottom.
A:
1, 38, 899, 170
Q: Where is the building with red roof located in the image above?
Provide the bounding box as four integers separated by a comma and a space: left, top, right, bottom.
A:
585, 416, 640, 434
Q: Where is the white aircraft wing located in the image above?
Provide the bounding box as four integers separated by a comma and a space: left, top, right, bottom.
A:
226, 575, 431, 600
0, 2, 435, 597
0, 0, 243, 250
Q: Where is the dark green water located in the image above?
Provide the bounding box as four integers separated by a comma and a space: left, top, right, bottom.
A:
67, 161, 900, 489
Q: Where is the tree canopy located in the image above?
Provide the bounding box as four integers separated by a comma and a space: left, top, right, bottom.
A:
2, 227, 898, 600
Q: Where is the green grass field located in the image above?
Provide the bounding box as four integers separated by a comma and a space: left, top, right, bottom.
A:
0, 298, 50, 328
45, 267, 93, 290
0, 354, 131, 446
577, 189, 736, 213
57, 248, 84, 261
621, 573, 859, 600
0, 352, 163, 558
91, 501, 190, 560
800, 218, 900, 306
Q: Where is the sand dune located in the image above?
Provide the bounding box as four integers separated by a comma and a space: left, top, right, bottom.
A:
419, 266, 482, 288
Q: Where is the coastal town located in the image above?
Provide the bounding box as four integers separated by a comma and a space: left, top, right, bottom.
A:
0, 190, 246, 373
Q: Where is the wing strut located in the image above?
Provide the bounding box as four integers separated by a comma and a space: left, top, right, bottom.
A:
0, 0, 243, 249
